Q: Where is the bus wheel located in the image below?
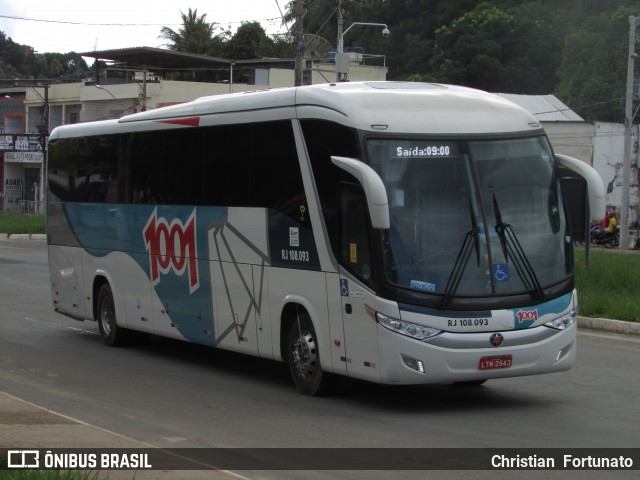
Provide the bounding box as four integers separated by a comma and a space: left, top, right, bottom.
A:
97, 283, 126, 346
287, 312, 327, 396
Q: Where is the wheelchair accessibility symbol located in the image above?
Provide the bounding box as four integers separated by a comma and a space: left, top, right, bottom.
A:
340, 279, 350, 297
494, 263, 510, 282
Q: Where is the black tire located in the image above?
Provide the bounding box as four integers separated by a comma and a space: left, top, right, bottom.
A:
604, 233, 619, 248
96, 283, 129, 346
287, 312, 329, 396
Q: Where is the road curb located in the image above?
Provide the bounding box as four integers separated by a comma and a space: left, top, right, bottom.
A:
0, 233, 46, 240
578, 316, 640, 336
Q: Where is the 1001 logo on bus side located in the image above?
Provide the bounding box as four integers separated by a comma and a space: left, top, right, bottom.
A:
143, 208, 199, 293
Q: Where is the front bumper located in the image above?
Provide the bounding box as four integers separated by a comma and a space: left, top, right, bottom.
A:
376, 321, 576, 384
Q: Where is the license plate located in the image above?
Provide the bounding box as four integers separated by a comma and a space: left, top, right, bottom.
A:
479, 355, 512, 370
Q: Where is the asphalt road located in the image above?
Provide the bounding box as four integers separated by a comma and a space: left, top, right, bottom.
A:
0, 240, 638, 480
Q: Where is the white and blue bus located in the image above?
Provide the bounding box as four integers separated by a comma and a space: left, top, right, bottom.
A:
47, 82, 604, 395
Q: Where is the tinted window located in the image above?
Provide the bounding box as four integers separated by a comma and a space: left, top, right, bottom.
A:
48, 136, 118, 203
301, 120, 360, 251
48, 121, 307, 222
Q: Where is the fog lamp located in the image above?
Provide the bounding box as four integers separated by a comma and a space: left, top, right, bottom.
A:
402, 355, 425, 374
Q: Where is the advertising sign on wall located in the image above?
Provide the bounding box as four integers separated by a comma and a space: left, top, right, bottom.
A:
0, 135, 13, 150
3, 163, 24, 212
4, 152, 44, 163
15, 135, 43, 151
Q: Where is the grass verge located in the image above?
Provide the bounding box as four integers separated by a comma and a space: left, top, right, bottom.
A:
574, 247, 640, 322
0, 213, 45, 234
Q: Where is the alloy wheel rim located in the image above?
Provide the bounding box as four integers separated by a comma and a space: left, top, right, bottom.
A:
100, 298, 113, 336
292, 331, 316, 379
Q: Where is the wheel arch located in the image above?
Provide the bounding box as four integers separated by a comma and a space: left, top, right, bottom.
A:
91, 270, 123, 326
279, 301, 307, 364
278, 296, 323, 364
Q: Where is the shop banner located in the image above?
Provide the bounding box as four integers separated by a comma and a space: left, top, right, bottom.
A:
4, 152, 44, 163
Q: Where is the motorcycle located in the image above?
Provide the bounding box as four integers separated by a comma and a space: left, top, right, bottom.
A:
590, 224, 620, 248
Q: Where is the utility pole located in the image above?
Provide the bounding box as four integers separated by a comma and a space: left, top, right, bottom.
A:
43, 82, 49, 138
336, 1, 343, 82
294, 0, 304, 87
622, 15, 638, 249
40, 82, 49, 215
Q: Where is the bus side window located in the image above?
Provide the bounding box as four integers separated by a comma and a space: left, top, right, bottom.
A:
338, 183, 373, 286
300, 119, 360, 255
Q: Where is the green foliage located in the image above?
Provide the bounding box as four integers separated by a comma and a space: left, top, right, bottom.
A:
159, 8, 222, 55
158, 11, 291, 82
0, 31, 88, 81
555, 14, 608, 101
283, 0, 364, 44
574, 248, 640, 323
557, 6, 640, 122
0, 213, 45, 234
428, 2, 562, 93
223, 22, 275, 60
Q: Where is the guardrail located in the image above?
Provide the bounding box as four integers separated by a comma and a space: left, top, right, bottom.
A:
18, 200, 44, 215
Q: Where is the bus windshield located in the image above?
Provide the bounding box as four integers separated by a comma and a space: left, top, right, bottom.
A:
366, 136, 569, 300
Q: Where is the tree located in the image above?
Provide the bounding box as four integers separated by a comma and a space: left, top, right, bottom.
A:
555, 5, 640, 122
224, 22, 273, 59
427, 2, 561, 93
159, 8, 222, 55
221, 22, 292, 82
0, 32, 89, 80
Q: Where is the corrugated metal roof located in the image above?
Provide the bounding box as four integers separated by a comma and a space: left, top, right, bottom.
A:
80, 47, 294, 70
496, 93, 584, 122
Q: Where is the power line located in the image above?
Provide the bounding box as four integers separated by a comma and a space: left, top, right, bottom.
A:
0, 14, 283, 28
532, 97, 624, 117
0, 14, 177, 26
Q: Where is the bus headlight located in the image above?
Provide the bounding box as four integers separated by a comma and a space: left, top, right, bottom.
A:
376, 312, 441, 341
544, 309, 577, 330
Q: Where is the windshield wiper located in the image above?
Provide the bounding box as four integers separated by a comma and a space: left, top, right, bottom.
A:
441, 199, 480, 307
492, 194, 545, 300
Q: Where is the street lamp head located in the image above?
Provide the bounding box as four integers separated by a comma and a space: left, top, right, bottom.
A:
381, 27, 390, 38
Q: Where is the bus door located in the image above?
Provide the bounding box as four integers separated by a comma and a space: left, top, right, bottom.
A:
337, 185, 381, 382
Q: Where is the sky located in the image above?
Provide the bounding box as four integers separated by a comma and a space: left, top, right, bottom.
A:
0, 0, 290, 54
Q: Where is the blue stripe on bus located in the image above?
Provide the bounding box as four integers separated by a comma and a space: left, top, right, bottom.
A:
64, 204, 227, 344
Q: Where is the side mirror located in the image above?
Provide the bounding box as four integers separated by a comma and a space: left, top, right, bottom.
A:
331, 156, 390, 229
555, 154, 606, 221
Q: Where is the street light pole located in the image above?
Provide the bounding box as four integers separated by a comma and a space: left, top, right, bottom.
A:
95, 85, 130, 117
39, 82, 49, 215
294, 0, 304, 87
336, 1, 343, 82
336, 22, 390, 82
